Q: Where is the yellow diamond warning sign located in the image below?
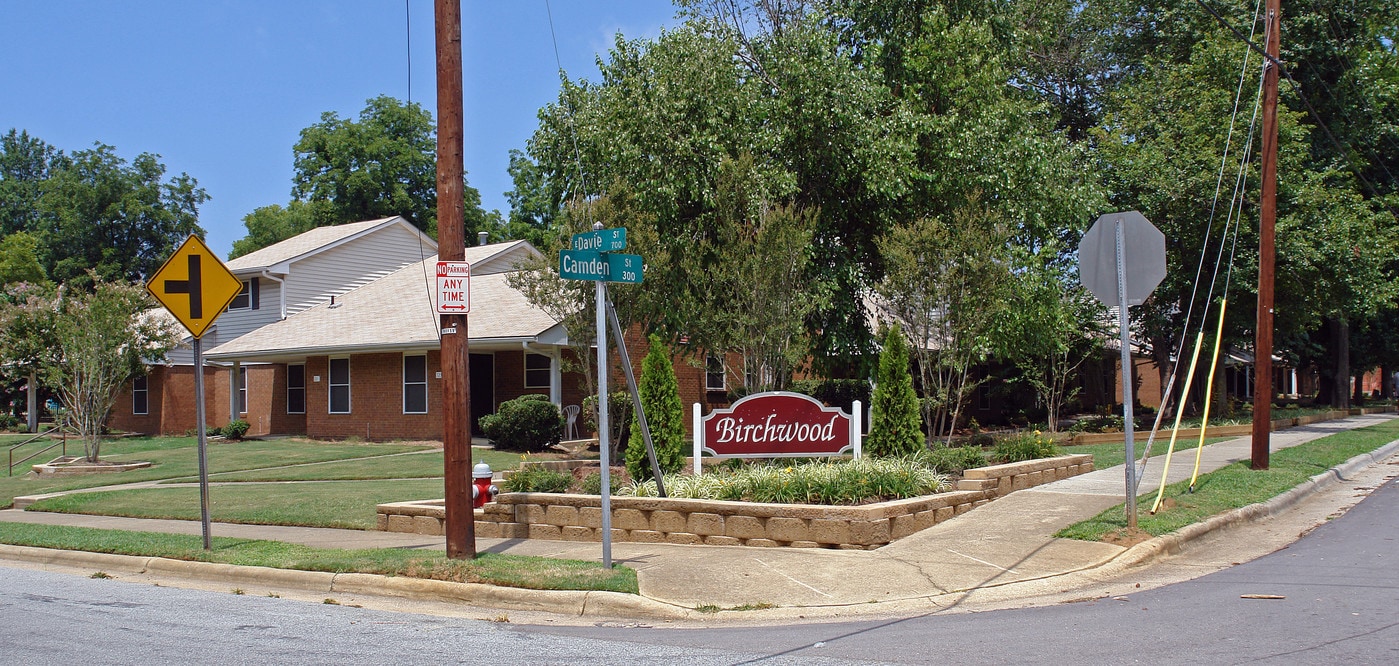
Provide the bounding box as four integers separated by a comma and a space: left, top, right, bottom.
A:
146, 234, 243, 339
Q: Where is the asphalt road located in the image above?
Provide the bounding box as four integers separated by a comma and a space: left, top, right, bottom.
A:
522, 473, 1399, 665
2, 474, 1395, 665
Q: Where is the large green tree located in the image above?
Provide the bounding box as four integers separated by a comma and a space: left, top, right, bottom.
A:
232, 96, 498, 257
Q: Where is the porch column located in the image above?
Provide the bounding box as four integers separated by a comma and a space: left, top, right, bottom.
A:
229, 360, 241, 423
550, 353, 562, 405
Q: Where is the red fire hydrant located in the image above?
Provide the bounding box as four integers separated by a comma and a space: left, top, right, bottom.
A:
472, 462, 499, 508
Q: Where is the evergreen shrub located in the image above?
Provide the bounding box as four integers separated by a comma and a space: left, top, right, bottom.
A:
625, 335, 686, 480
867, 326, 923, 457
480, 394, 564, 453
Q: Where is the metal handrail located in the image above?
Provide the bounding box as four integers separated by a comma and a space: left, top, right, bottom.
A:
7, 427, 69, 476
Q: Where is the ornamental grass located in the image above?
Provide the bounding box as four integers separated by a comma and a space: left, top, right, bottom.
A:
618, 457, 950, 505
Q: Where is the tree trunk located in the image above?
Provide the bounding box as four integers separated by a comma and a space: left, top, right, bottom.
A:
1331, 317, 1350, 408
27, 371, 38, 433
1382, 365, 1393, 400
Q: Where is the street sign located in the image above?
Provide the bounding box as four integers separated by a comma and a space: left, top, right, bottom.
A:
559, 249, 644, 283
435, 261, 471, 314
572, 227, 626, 252
606, 253, 644, 284
1079, 211, 1167, 307
146, 234, 243, 339
559, 249, 610, 281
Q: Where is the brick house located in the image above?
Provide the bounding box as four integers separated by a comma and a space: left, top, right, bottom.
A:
108, 217, 437, 436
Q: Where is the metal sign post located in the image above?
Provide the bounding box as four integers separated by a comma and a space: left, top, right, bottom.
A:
1079, 212, 1167, 531
595, 263, 612, 569
558, 225, 645, 569
606, 297, 667, 496
146, 234, 243, 551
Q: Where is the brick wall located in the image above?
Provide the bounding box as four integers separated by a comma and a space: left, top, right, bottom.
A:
304, 352, 443, 441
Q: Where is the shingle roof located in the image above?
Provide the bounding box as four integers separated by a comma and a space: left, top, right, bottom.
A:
224, 217, 431, 273
204, 254, 563, 361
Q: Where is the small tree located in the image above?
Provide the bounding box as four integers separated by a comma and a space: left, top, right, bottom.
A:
42, 277, 180, 461
867, 326, 923, 457
626, 335, 686, 480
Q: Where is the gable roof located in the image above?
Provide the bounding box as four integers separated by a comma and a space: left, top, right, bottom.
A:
224, 217, 436, 274
205, 248, 564, 362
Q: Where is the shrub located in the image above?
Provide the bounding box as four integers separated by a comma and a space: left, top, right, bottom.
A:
991, 431, 1060, 464
502, 466, 572, 493
867, 326, 923, 457
479, 394, 564, 453
790, 378, 871, 408
625, 335, 686, 480
223, 419, 250, 440
579, 471, 602, 495
583, 391, 633, 451
0, 413, 18, 431
916, 445, 988, 474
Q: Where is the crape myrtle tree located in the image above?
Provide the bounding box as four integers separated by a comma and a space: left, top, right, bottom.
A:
25, 277, 180, 461
231, 96, 500, 258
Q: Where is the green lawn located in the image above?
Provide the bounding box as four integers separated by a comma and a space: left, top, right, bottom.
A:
1062, 435, 1232, 470
1057, 418, 1399, 541
1, 436, 434, 508
0, 522, 637, 593
26, 480, 445, 530
198, 447, 538, 483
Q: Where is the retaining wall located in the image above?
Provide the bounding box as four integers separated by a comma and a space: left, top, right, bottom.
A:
377, 453, 1093, 550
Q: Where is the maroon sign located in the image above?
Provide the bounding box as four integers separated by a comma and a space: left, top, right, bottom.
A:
701, 392, 853, 458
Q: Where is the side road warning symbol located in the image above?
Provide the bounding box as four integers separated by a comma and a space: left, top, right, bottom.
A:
146, 234, 243, 339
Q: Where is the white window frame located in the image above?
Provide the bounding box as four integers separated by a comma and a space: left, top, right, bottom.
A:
237, 366, 248, 415
403, 354, 428, 415
228, 279, 253, 311
286, 364, 306, 415
523, 352, 551, 389
133, 375, 148, 415
328, 357, 351, 414
706, 354, 726, 391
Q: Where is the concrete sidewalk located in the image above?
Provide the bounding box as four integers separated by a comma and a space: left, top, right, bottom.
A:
2, 413, 1395, 618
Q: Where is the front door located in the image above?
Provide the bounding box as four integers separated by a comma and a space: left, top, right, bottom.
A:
469, 353, 494, 436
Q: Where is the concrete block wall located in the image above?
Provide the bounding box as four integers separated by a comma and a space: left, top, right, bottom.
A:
378, 454, 1094, 549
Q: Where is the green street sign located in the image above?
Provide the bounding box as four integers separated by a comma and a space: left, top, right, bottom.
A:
572, 227, 626, 252
606, 252, 644, 284
560, 249, 609, 281
558, 250, 644, 284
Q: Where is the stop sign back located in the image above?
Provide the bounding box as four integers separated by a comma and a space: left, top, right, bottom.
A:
1078, 211, 1167, 307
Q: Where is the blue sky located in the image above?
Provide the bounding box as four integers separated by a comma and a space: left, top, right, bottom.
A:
0, 1, 681, 258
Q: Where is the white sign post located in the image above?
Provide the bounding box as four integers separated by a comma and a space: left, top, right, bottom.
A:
1079, 211, 1167, 530
435, 262, 471, 314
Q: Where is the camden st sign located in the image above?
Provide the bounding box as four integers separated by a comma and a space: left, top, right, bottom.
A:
692, 392, 863, 471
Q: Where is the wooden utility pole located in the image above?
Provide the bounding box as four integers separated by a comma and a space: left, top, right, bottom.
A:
436, 0, 474, 558
1252, 0, 1281, 471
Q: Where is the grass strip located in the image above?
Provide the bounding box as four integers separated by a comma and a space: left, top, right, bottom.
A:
0, 522, 637, 593
1057, 419, 1399, 542
25, 480, 445, 530
1062, 436, 1232, 470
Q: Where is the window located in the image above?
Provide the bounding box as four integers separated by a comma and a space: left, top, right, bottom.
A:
329, 358, 350, 414
286, 364, 305, 414
133, 375, 148, 415
524, 353, 551, 389
237, 367, 247, 415
228, 279, 259, 311
706, 354, 726, 391
403, 355, 428, 414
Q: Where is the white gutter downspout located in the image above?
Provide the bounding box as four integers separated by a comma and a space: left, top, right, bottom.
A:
260, 270, 287, 320
522, 341, 562, 406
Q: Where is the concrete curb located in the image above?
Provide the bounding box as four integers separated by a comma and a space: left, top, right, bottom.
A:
1104, 437, 1399, 573
0, 544, 689, 620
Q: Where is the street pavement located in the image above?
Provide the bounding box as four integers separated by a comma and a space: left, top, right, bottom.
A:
1, 414, 1395, 620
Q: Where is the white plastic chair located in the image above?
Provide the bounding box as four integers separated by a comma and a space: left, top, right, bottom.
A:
562, 404, 581, 440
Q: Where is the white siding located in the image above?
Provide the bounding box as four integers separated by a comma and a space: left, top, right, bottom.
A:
217, 278, 283, 340
283, 224, 434, 315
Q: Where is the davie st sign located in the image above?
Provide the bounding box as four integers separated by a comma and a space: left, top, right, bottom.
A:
696, 392, 862, 460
